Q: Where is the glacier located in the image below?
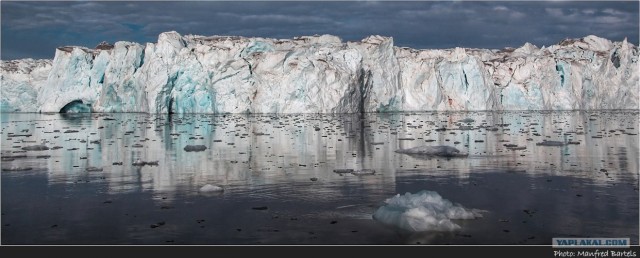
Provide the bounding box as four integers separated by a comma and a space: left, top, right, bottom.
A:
1, 59, 51, 112
1, 32, 638, 113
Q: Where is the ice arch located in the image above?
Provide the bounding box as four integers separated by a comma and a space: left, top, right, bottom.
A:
59, 100, 92, 113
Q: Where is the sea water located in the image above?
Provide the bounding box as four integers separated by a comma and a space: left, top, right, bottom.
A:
1, 110, 638, 245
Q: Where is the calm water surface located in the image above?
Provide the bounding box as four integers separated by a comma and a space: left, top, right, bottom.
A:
1, 111, 638, 245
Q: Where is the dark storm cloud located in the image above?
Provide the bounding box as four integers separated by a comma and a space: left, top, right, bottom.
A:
1, 1, 638, 60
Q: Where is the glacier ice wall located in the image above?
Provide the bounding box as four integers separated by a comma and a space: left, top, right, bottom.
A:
2, 32, 638, 113
1, 59, 52, 112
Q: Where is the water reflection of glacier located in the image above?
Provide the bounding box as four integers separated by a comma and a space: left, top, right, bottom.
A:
1, 111, 638, 195
2, 111, 638, 244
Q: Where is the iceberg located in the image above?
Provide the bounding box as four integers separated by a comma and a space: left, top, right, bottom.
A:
199, 184, 224, 193
372, 190, 483, 232
2, 32, 638, 113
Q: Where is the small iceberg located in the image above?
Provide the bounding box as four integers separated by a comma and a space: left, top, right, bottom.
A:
372, 190, 484, 232
184, 145, 207, 152
535, 141, 565, 146
200, 184, 224, 193
132, 159, 146, 166
132, 159, 159, 166
351, 169, 376, 176
2, 166, 33, 171
395, 146, 468, 157
21, 145, 49, 151
333, 168, 354, 174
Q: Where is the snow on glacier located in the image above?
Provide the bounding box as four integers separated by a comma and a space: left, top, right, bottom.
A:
1, 32, 638, 113
372, 190, 484, 232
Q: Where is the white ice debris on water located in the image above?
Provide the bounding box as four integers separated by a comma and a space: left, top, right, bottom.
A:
1, 33, 638, 113
372, 190, 483, 232
199, 184, 224, 192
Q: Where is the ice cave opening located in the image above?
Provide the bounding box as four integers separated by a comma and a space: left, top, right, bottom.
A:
59, 100, 92, 113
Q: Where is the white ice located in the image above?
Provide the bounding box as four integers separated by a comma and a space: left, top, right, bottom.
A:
2, 32, 638, 113
372, 190, 483, 232
199, 184, 224, 192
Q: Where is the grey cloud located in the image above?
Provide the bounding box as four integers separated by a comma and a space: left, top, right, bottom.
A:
1, 1, 637, 60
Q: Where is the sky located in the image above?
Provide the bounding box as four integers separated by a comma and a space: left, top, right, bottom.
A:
1, 0, 638, 60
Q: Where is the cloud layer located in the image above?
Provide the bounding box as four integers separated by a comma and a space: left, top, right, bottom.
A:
2, 1, 638, 59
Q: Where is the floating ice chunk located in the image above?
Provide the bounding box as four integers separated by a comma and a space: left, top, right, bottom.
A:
132, 159, 145, 166
21, 145, 49, 151
184, 145, 207, 152
132, 159, 159, 166
199, 184, 224, 192
351, 169, 376, 176
1, 154, 27, 160
1, 166, 33, 171
372, 190, 483, 232
535, 141, 565, 146
333, 168, 354, 174
395, 146, 468, 157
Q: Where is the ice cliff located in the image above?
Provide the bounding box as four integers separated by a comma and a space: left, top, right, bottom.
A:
1, 59, 52, 112
1, 32, 638, 113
